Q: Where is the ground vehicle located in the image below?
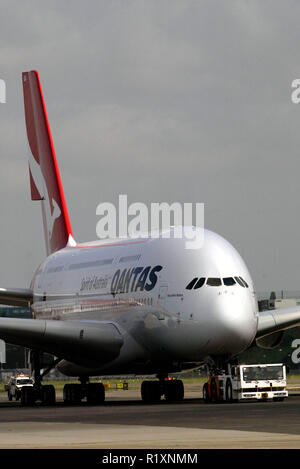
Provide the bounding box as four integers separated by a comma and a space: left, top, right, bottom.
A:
6, 373, 34, 401
203, 363, 288, 402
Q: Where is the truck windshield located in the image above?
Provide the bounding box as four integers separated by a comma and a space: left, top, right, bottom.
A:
242, 366, 283, 381
17, 379, 33, 385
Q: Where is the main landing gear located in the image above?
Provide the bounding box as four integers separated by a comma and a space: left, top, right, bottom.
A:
63, 377, 105, 405
21, 351, 106, 406
141, 375, 184, 404
21, 351, 57, 406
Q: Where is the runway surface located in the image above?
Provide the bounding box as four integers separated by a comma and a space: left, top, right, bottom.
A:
1, 388, 300, 448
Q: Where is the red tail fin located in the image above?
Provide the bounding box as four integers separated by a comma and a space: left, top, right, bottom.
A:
22, 70, 76, 255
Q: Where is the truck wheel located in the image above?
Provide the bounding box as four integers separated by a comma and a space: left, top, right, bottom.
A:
203, 382, 209, 402
210, 378, 218, 402
225, 379, 233, 402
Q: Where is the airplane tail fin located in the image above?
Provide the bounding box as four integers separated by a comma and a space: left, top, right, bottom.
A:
22, 70, 76, 255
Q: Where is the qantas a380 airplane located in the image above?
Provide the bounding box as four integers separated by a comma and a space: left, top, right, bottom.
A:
0, 70, 299, 406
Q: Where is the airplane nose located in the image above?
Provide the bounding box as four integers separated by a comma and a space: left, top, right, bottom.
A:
212, 292, 257, 355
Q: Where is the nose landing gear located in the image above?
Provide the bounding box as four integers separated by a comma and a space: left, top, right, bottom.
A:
141, 375, 184, 403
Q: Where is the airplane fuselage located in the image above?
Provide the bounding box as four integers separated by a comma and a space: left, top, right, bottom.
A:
30, 227, 259, 376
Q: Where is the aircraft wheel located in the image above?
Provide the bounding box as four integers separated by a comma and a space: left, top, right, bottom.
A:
63, 384, 71, 404
21, 386, 35, 406
64, 383, 81, 405
164, 380, 184, 402
86, 383, 105, 405
70, 383, 82, 404
141, 380, 161, 404
42, 385, 56, 405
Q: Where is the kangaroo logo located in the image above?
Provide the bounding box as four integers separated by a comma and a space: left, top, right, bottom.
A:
28, 147, 61, 240
48, 198, 61, 239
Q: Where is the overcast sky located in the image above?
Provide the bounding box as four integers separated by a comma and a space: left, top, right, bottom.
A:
1, 0, 300, 292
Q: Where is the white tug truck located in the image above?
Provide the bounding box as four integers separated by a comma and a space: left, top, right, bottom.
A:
203, 363, 288, 402
6, 373, 34, 401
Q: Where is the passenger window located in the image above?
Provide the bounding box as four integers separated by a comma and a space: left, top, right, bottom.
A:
186, 278, 198, 290
223, 277, 236, 286
194, 277, 205, 289
239, 277, 249, 288
234, 277, 245, 287
206, 278, 222, 286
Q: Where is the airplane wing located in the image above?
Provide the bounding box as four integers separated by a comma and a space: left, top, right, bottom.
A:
0, 317, 123, 368
256, 306, 300, 340
0, 288, 33, 307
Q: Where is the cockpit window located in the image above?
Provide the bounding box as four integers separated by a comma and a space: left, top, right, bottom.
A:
186, 278, 198, 290
239, 276, 249, 288
194, 277, 206, 289
234, 276, 245, 287
186, 276, 247, 289
206, 278, 222, 286
223, 277, 236, 286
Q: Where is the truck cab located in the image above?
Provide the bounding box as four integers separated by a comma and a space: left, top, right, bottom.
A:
7, 373, 34, 401
232, 363, 288, 401
203, 363, 288, 402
